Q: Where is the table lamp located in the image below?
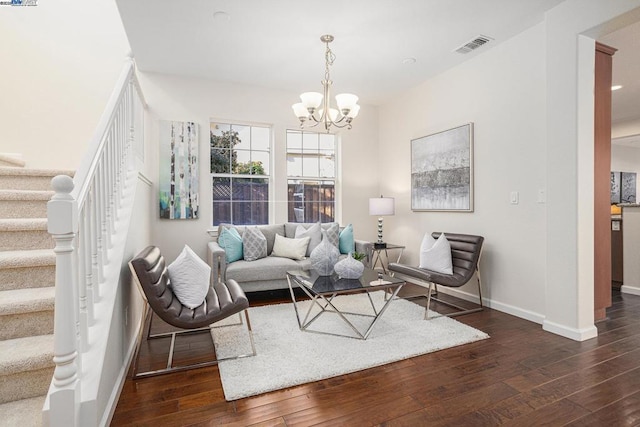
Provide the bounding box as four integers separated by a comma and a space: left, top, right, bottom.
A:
369, 196, 395, 249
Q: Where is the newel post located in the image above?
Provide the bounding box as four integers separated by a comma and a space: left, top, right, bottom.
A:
47, 175, 80, 426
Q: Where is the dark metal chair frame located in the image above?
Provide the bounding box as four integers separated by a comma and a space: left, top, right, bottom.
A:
388, 232, 484, 319
129, 246, 256, 379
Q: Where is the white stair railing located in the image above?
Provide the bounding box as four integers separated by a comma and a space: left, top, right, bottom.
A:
46, 55, 146, 426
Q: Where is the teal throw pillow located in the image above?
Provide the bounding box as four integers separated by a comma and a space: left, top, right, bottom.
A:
339, 223, 355, 254
218, 227, 243, 263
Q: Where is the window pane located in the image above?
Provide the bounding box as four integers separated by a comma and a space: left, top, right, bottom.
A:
319, 133, 334, 151
303, 156, 319, 177
212, 176, 231, 225
252, 151, 270, 175
287, 154, 303, 177
302, 132, 319, 152
287, 130, 302, 151
234, 125, 251, 151
319, 155, 335, 178
252, 127, 270, 151
235, 150, 251, 167
211, 148, 231, 173
211, 123, 231, 136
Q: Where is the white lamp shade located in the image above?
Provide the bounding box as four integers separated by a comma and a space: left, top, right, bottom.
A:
300, 92, 323, 109
336, 93, 359, 111
369, 197, 395, 216
318, 108, 339, 122
346, 104, 360, 119
292, 103, 309, 118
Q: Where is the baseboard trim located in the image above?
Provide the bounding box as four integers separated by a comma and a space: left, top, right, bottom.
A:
621, 285, 640, 296
542, 319, 598, 341
434, 286, 546, 325
101, 313, 142, 427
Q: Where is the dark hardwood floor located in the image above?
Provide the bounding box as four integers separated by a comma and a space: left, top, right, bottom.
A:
112, 288, 640, 426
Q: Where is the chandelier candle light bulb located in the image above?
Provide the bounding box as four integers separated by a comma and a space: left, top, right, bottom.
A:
292, 34, 360, 133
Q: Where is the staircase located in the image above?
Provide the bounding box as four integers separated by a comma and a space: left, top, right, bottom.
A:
0, 154, 73, 426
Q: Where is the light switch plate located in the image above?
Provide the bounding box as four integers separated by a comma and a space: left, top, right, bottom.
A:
510, 191, 519, 204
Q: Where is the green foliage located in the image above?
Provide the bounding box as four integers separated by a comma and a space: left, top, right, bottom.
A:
210, 129, 240, 173
234, 161, 265, 176
352, 252, 366, 261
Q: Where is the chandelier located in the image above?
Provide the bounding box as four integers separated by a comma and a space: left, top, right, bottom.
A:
292, 35, 360, 133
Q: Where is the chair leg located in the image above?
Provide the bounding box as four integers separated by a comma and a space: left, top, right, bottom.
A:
424, 282, 434, 320
132, 308, 256, 379
130, 303, 151, 379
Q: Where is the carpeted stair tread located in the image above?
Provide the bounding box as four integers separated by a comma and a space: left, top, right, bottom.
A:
0, 287, 55, 315
0, 249, 55, 269
0, 218, 47, 231
0, 167, 73, 177
0, 335, 54, 376
0, 396, 45, 427
0, 155, 25, 168
0, 190, 53, 201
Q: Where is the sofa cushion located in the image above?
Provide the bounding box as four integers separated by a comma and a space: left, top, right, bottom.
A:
226, 256, 311, 283
167, 245, 211, 309
257, 224, 285, 255
218, 227, 243, 263
218, 223, 285, 255
324, 222, 340, 248
243, 226, 268, 261
339, 223, 355, 254
272, 234, 310, 260
294, 222, 322, 256
419, 232, 453, 275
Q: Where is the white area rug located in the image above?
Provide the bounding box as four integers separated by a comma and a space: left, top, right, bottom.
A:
211, 293, 489, 401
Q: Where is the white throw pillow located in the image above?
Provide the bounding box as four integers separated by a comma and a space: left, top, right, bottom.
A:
295, 222, 322, 256
419, 233, 453, 275
167, 245, 211, 309
272, 234, 310, 260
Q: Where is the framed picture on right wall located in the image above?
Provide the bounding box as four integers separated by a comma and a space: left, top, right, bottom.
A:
411, 123, 474, 212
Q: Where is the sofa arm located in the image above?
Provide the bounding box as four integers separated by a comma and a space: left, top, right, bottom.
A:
355, 239, 374, 268
207, 241, 228, 284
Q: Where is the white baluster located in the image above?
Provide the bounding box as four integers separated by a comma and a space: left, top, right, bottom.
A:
47, 175, 80, 427
75, 216, 88, 350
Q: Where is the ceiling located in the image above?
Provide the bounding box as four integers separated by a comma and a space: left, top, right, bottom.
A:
116, 0, 639, 124
116, 0, 566, 105
600, 19, 640, 126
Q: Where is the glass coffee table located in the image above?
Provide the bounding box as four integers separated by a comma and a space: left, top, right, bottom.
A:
286, 268, 405, 340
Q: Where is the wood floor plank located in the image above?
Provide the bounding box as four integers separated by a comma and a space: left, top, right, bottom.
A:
111, 290, 640, 427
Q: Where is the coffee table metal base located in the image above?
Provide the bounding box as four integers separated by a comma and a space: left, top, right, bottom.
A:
287, 276, 405, 340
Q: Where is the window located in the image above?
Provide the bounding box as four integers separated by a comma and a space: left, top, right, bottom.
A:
286, 130, 337, 223
211, 122, 270, 225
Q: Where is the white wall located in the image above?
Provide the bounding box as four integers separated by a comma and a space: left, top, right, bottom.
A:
138, 72, 380, 263
378, 23, 548, 321
0, 0, 130, 170
613, 117, 640, 138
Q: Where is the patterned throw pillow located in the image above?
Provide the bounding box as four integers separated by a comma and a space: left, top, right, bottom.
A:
339, 223, 355, 254
243, 226, 268, 261
167, 245, 211, 309
323, 222, 340, 249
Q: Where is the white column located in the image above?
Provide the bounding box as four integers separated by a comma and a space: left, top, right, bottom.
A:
47, 175, 80, 427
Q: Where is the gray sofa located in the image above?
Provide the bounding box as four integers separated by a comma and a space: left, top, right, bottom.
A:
207, 222, 373, 293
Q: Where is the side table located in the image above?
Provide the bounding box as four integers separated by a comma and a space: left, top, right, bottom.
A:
371, 244, 405, 274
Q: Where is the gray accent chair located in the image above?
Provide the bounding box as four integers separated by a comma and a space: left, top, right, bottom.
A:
388, 232, 484, 319
129, 245, 256, 379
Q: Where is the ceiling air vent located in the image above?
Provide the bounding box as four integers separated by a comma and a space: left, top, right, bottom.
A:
454, 35, 494, 54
